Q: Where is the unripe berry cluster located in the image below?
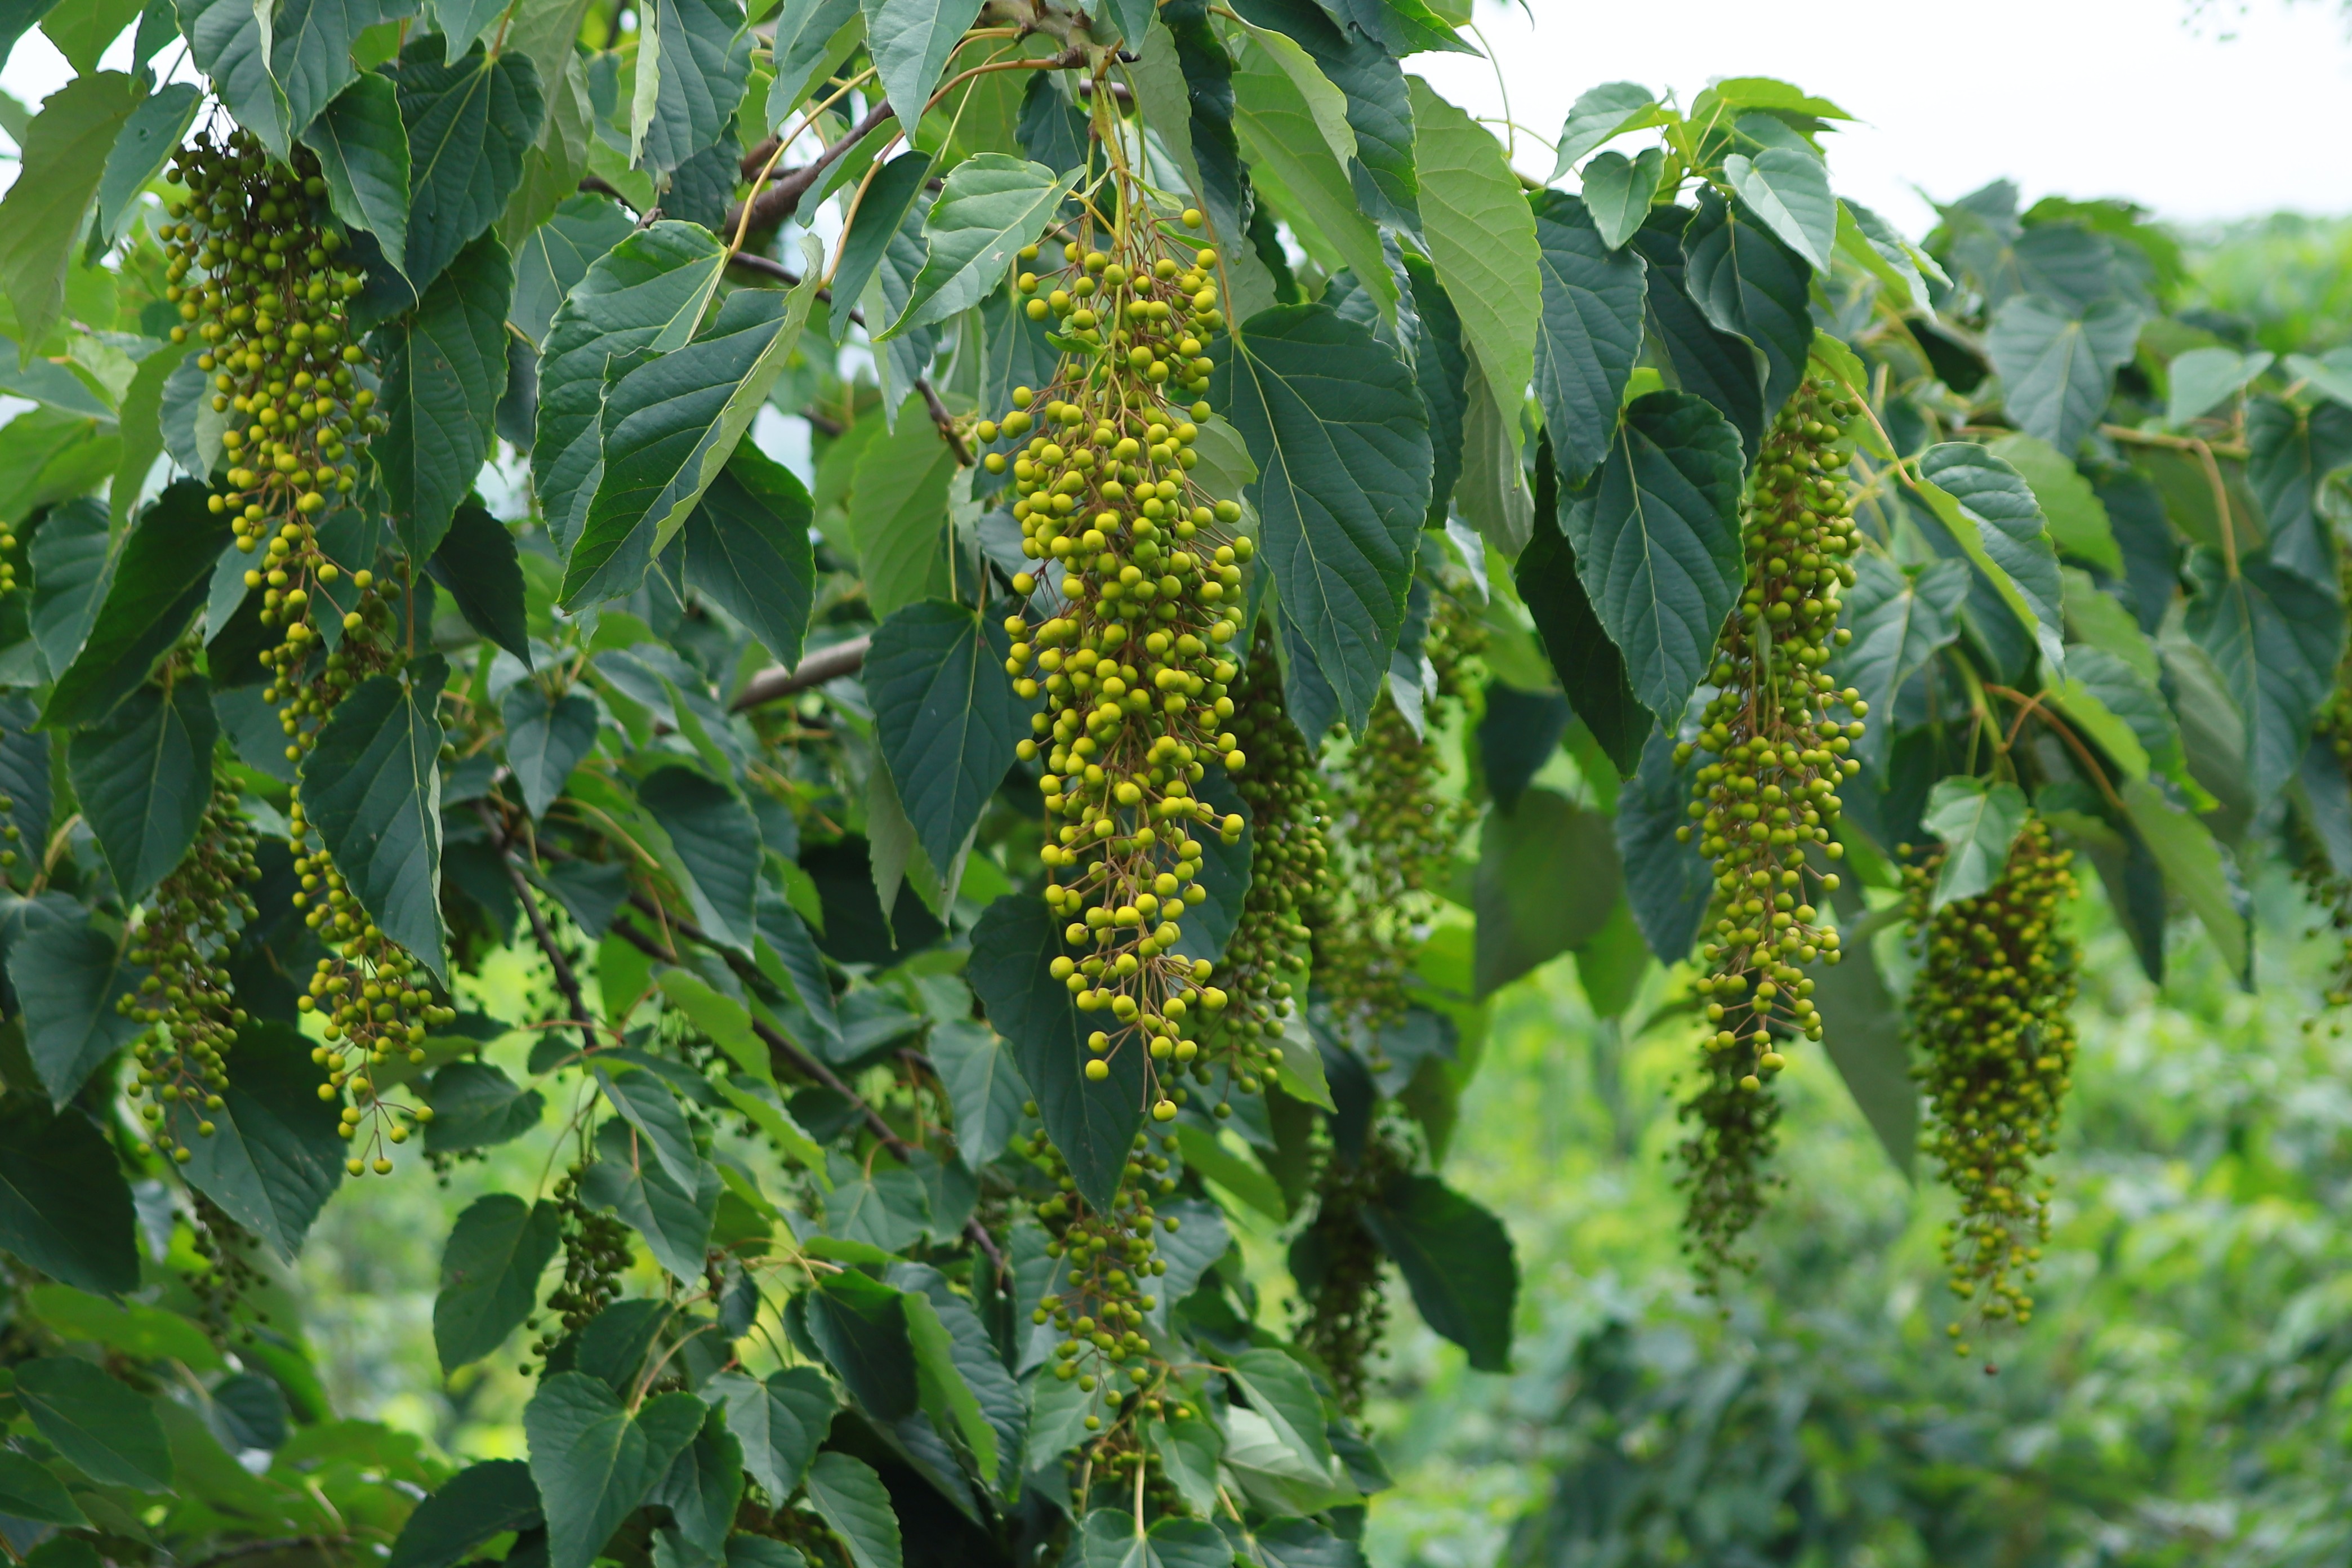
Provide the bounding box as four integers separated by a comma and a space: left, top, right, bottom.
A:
2296, 683, 2352, 1029
1290, 1116, 1411, 1416
1201, 623, 1331, 1103
1674, 380, 1868, 1287
121, 779, 262, 1159
1905, 816, 2077, 1358
1317, 598, 1480, 1041
161, 126, 380, 546
990, 203, 1254, 1124
525, 1165, 636, 1373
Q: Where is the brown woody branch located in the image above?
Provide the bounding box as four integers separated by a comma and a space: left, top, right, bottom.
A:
475, 802, 600, 1059
729, 634, 871, 712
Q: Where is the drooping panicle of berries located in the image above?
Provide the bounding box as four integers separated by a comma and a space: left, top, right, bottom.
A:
526, 1164, 636, 1371
1906, 816, 2077, 1362
1673, 378, 1868, 1289
122, 778, 262, 1161
1200, 622, 1331, 1104
1023, 1125, 1188, 1463
1316, 596, 1480, 1041
162, 124, 380, 546
2294, 642, 2352, 1031
988, 193, 1255, 1125
1290, 1117, 1412, 1416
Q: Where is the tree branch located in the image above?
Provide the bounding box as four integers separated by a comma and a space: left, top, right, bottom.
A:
729, 634, 871, 712
475, 802, 601, 1059
720, 97, 897, 241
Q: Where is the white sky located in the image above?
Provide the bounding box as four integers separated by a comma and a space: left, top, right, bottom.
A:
4, 0, 2345, 238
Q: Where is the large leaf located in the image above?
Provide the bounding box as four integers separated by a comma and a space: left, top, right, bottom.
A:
802, 1451, 902, 1568
1914, 442, 2068, 679
2246, 394, 2352, 589
270, 0, 419, 145
13, 1357, 172, 1490
110, 342, 188, 532
1211, 302, 1432, 732
1228, 40, 1390, 315
1985, 293, 2140, 452
1681, 185, 1810, 420
632, 0, 752, 177
1472, 787, 1621, 997
1722, 148, 1834, 269
1629, 208, 1765, 457
1560, 390, 1745, 724
511, 193, 635, 346
43, 482, 228, 731
97, 80, 202, 242
1549, 81, 1660, 177
30, 497, 114, 679
867, 599, 1026, 880
1529, 190, 1649, 482
0, 1449, 87, 1527
826, 150, 934, 345
10, 916, 141, 1106
65, 675, 220, 903
1615, 725, 1709, 963
2120, 775, 2247, 981
523, 1373, 706, 1568
1408, 75, 1538, 468
564, 279, 817, 607
598, 1067, 704, 1193
393, 38, 545, 295
1829, 555, 1969, 777
2183, 549, 2344, 807
533, 222, 727, 553
299, 654, 451, 983
1921, 777, 2029, 909
968, 894, 1141, 1214
429, 502, 531, 661
1232, 0, 1415, 225
580, 1115, 718, 1280
0, 1101, 140, 1295
1516, 518, 1644, 777
927, 1018, 1030, 1172
301, 70, 412, 288
179, 0, 288, 152
434, 1193, 562, 1374
501, 685, 598, 818
859, 0, 985, 135
679, 441, 816, 666
1807, 903, 1914, 1179
381, 231, 513, 562
884, 154, 1078, 338
1987, 431, 2121, 575
1361, 1174, 1516, 1372
165, 1021, 346, 1259
707, 1367, 835, 1501
1068, 1512, 1236, 1568
848, 395, 957, 620
424, 1059, 547, 1152
636, 764, 760, 951
1227, 1348, 1334, 1474
387, 1460, 545, 1568
0, 72, 142, 355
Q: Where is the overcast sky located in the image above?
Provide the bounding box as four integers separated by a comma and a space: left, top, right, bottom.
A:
4, 0, 2344, 239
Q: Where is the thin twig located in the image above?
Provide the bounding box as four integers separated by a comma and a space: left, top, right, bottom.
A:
2099, 422, 2250, 461
720, 97, 897, 239
476, 801, 602, 1059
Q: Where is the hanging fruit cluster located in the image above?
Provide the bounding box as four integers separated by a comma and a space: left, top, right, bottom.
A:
121, 778, 262, 1160
1906, 816, 2077, 1359
526, 1162, 637, 1371
1202, 623, 1331, 1106
1673, 378, 1868, 1287
987, 194, 1255, 1124
1291, 1117, 1411, 1416
1317, 598, 1480, 1040
2295, 675, 2352, 1030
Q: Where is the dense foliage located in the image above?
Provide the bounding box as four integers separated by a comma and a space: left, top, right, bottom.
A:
0, 1, 2349, 1566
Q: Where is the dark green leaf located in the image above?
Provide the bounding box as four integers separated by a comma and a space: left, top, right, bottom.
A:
177, 0, 286, 154
1237, 0, 1416, 226
210, 1369, 291, 1449
501, 685, 598, 818
846, 397, 956, 621
97, 81, 201, 242
434, 1193, 562, 1374
381, 233, 513, 563
968, 893, 1141, 1214
0, 70, 141, 350
1530, 190, 1648, 482
680, 441, 816, 666
534, 221, 725, 553
1614, 727, 1709, 964
652, 1403, 742, 1562
580, 1113, 716, 1279
299, 654, 451, 982
428, 501, 530, 660
827, 150, 936, 345
1361, 1174, 1516, 1371
1476, 682, 1572, 812
1228, 1348, 1333, 1472
0, 1450, 86, 1527
803, 1450, 902, 1568
387, 1459, 544, 1568
300, 70, 413, 283
1985, 293, 2140, 453
13, 1356, 172, 1490
0, 1101, 139, 1294
110, 341, 188, 533
886, 154, 1079, 337
1473, 786, 1621, 997
866, 599, 1026, 879
926, 1018, 1029, 1168
1681, 186, 1809, 420
66, 675, 219, 904
1560, 389, 1744, 724
805, 1269, 917, 1419
577, 1298, 672, 1393
637, 764, 759, 950
566, 281, 816, 607
522, 1372, 706, 1568
707, 1366, 835, 1501
1013, 72, 1086, 171
1400, 251, 1468, 522
10, 916, 141, 1106
424, 1059, 546, 1151
393, 39, 545, 294
1172, 764, 1253, 966
2246, 394, 2352, 590
1070, 1512, 1234, 1568
860, 0, 986, 144
1829, 555, 1969, 777
634, 0, 752, 177
271, 0, 418, 145
1629, 207, 1764, 456
43, 480, 228, 731
2121, 774, 2247, 979
1520, 452, 1644, 775
1922, 777, 2029, 908
1809, 903, 1913, 1179
511, 193, 635, 346
0, 0, 59, 75
822, 1152, 929, 1251
164, 1020, 346, 1258
0, 692, 52, 870
599, 1065, 705, 1192
29, 496, 113, 687
1914, 442, 2067, 677
1249, 1518, 1366, 1568
1211, 302, 1432, 731
2184, 549, 2344, 806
